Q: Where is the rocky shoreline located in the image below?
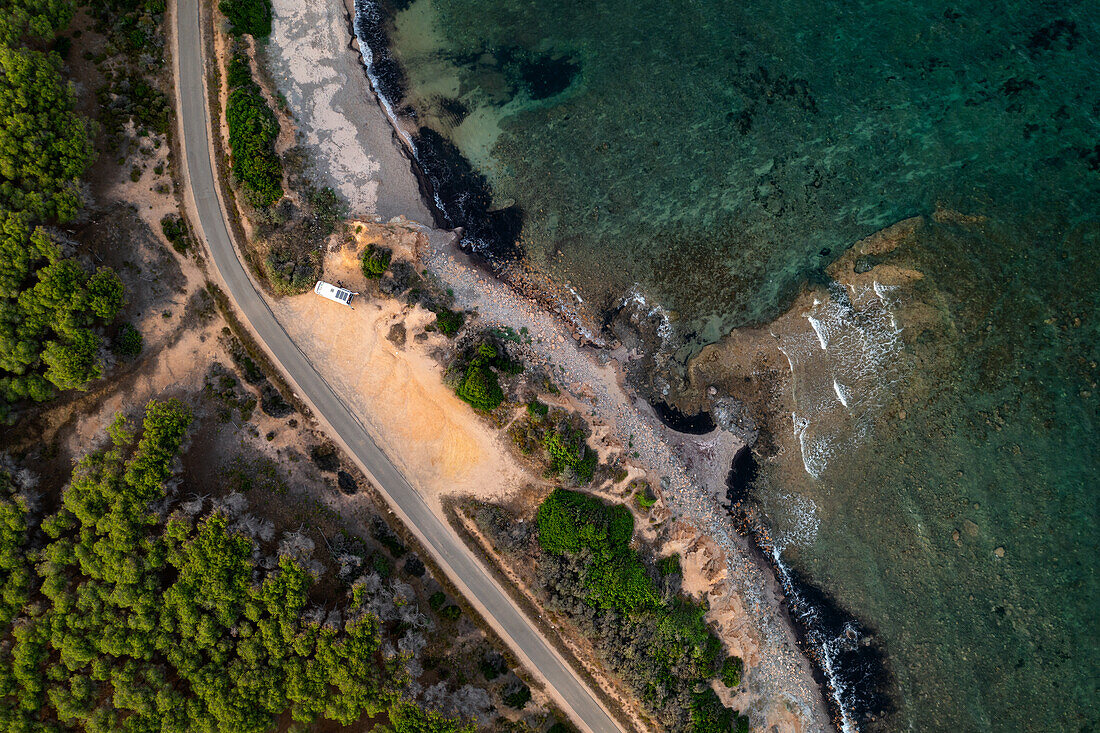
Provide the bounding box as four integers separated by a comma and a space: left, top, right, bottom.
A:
261, 0, 838, 728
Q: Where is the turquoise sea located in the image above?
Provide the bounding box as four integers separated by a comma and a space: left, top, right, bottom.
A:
354, 0, 1099, 730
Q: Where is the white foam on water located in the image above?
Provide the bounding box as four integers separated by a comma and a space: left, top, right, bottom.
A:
833, 379, 850, 408
872, 279, 896, 303
766, 545, 860, 733
808, 315, 829, 350
620, 284, 674, 343
775, 491, 820, 548
777, 279, 906, 481
353, 0, 417, 152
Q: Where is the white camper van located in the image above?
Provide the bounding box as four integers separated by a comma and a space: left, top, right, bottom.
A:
313, 281, 357, 306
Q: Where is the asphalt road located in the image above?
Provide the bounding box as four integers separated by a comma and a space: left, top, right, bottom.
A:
173, 0, 622, 730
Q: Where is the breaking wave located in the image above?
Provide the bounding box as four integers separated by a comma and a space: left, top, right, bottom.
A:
776, 280, 905, 481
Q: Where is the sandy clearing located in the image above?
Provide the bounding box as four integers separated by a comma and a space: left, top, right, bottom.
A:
269, 246, 525, 510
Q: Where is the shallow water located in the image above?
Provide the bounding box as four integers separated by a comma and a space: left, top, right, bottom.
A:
357, 0, 1100, 730
754, 215, 1099, 731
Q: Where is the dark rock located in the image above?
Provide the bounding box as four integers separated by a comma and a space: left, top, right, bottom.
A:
725, 445, 758, 506
712, 397, 759, 444
651, 400, 716, 434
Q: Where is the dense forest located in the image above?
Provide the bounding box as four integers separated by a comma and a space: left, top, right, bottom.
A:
0, 400, 477, 731
0, 0, 126, 416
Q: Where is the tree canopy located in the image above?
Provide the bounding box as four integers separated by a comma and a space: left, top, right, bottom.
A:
218, 0, 271, 39
455, 342, 504, 412
532, 489, 750, 731
0, 0, 75, 45
0, 399, 476, 731
0, 45, 93, 222
0, 4, 125, 417
224, 49, 282, 207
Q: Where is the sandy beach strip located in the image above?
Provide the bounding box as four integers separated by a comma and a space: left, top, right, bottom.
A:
263, 0, 431, 223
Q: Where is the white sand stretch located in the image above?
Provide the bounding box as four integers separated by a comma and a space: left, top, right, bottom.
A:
265, 0, 431, 222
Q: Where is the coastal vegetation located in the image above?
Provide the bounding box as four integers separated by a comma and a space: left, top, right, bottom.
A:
225, 48, 283, 207
263, 245, 321, 295
510, 406, 598, 485
432, 305, 465, 336
259, 181, 342, 295
455, 342, 505, 411
720, 655, 743, 688
220, 24, 347, 297
633, 481, 657, 510
219, 0, 272, 38
475, 492, 749, 732
362, 244, 392, 279
536, 489, 659, 611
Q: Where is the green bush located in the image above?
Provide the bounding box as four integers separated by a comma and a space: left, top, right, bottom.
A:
502, 681, 531, 709
526, 399, 548, 417
304, 185, 343, 239
657, 553, 681, 576
226, 50, 252, 90
428, 591, 446, 611
455, 343, 504, 411
536, 488, 632, 555
535, 489, 659, 612
160, 213, 189, 253
114, 323, 143, 357
226, 82, 282, 206
575, 447, 597, 483
372, 553, 392, 578
361, 245, 391, 279
542, 423, 597, 484
264, 246, 320, 294
457, 362, 503, 411
690, 688, 749, 733
720, 655, 743, 688
479, 652, 507, 681
219, 0, 272, 38
433, 306, 464, 336
389, 702, 475, 733
636, 484, 657, 509
439, 604, 461, 621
